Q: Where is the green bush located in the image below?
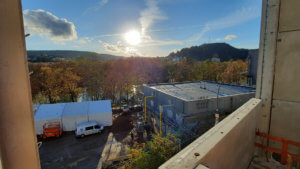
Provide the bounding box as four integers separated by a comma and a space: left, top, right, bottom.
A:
120, 134, 180, 169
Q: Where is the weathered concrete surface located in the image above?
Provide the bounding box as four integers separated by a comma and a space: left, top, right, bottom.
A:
256, 0, 300, 155
255, 0, 280, 133
273, 31, 300, 103
185, 93, 255, 115
195, 165, 210, 169
0, 0, 41, 168
278, 0, 300, 32
270, 100, 300, 154
248, 156, 285, 169
159, 98, 261, 169
269, 0, 300, 155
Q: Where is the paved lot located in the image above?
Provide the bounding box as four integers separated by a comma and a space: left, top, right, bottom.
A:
39, 113, 136, 169
39, 130, 108, 169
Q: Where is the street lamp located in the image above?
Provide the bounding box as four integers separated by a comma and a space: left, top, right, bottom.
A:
215, 85, 221, 125
159, 104, 174, 135
144, 96, 155, 122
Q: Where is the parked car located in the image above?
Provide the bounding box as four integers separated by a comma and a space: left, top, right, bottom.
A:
130, 105, 143, 112
122, 105, 130, 114
75, 121, 104, 138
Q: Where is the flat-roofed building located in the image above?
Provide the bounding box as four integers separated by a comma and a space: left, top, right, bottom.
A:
143, 81, 255, 134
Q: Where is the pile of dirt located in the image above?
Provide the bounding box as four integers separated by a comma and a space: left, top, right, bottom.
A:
111, 114, 134, 132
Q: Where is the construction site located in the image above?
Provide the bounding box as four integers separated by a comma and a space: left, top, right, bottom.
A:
143, 81, 255, 136
37, 110, 142, 169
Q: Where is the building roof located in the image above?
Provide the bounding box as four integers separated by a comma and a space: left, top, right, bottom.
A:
145, 81, 255, 101
88, 100, 112, 114
34, 103, 66, 120
34, 100, 112, 119
62, 102, 89, 117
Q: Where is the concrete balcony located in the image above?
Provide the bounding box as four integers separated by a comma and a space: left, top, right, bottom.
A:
159, 98, 262, 169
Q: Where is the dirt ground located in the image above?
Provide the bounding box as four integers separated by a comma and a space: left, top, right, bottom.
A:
38, 112, 139, 169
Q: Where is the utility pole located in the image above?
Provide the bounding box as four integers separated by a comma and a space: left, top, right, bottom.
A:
159, 105, 174, 135
144, 96, 155, 122
215, 85, 221, 125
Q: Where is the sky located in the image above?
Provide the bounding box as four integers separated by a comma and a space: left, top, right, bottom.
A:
22, 0, 262, 57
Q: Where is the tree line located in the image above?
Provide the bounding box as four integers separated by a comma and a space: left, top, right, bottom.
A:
29, 57, 247, 104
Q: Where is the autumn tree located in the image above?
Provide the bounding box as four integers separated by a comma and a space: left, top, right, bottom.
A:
221, 60, 247, 84
61, 67, 82, 102
29, 56, 248, 105
34, 66, 63, 103
120, 134, 180, 169
29, 63, 82, 103
73, 58, 105, 100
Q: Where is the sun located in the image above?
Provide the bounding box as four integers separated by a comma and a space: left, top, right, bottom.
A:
124, 30, 141, 45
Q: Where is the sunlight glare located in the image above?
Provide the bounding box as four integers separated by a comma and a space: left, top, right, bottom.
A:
124, 30, 141, 45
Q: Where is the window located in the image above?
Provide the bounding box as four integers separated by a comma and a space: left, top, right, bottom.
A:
94, 125, 100, 129
85, 126, 93, 130
196, 100, 208, 109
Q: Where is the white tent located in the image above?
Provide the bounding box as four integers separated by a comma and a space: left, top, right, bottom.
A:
34, 100, 113, 134
88, 100, 112, 126
34, 103, 65, 135
61, 102, 89, 131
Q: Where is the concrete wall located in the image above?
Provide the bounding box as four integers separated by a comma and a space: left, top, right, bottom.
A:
182, 93, 255, 128
143, 85, 185, 123
185, 93, 255, 115
0, 0, 41, 168
256, 0, 300, 154
247, 49, 259, 85
159, 98, 262, 169
270, 0, 300, 154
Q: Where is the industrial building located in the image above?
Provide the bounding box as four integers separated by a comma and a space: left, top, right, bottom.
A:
143, 81, 255, 134
34, 100, 112, 134
246, 49, 259, 86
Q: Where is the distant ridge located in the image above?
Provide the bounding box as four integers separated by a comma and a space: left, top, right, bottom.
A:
27, 50, 123, 62
168, 43, 257, 61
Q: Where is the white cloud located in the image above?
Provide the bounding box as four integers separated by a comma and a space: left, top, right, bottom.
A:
187, 6, 260, 43
23, 9, 77, 41
100, 0, 108, 6
72, 45, 80, 48
83, 0, 109, 15
97, 0, 180, 55
224, 35, 237, 40
137, 1, 183, 47
141, 35, 183, 46
216, 38, 222, 41
77, 37, 92, 44
139, 0, 167, 34
102, 42, 141, 56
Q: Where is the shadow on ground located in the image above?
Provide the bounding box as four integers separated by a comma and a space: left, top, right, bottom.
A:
111, 114, 134, 142
39, 130, 110, 169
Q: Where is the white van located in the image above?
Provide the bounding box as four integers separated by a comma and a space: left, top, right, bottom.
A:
75, 121, 104, 138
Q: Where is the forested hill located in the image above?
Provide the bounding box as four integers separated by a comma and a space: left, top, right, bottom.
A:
27, 50, 123, 62
168, 43, 255, 61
